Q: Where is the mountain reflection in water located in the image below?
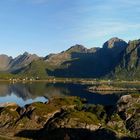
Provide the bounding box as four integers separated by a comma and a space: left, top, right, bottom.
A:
0, 82, 126, 106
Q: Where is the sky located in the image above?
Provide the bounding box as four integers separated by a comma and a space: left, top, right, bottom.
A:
0, 0, 140, 57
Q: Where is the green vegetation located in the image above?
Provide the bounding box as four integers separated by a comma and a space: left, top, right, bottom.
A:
86, 104, 106, 121
20, 59, 48, 78
0, 104, 20, 128
0, 73, 15, 80
0, 95, 139, 139
66, 110, 100, 125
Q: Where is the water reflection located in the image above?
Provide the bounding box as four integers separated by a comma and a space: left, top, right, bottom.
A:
0, 82, 134, 106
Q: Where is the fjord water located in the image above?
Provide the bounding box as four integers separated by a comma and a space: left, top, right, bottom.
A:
0, 82, 133, 106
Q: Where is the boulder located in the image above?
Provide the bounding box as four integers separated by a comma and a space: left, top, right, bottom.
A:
117, 94, 140, 120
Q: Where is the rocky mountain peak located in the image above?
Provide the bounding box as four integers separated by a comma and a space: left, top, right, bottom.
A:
66, 44, 87, 53
87, 47, 100, 53
23, 52, 29, 56
0, 55, 13, 71
9, 52, 39, 73
103, 37, 128, 49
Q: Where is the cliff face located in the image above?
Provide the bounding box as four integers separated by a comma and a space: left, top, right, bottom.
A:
113, 40, 140, 79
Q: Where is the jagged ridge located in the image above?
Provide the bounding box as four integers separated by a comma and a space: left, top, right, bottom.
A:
1, 37, 140, 79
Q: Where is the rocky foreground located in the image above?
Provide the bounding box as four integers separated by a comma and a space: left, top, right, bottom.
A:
0, 94, 139, 140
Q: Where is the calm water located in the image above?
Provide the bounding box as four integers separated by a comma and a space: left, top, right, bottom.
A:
0, 82, 138, 106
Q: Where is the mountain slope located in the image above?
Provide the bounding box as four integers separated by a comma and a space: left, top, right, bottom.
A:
45, 38, 127, 78
44, 44, 100, 67
19, 59, 48, 78
1, 37, 140, 80
10, 52, 39, 73
19, 44, 101, 78
21, 37, 128, 78
113, 39, 140, 80
0, 55, 12, 71
0, 52, 39, 75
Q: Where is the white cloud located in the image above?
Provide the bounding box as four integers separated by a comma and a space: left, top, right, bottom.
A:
63, 19, 140, 47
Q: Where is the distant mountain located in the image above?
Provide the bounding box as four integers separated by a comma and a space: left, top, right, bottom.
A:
43, 38, 127, 78
21, 45, 100, 78
10, 52, 39, 73
1, 37, 140, 80
0, 55, 12, 71
44, 45, 100, 67
103, 37, 128, 49
0, 52, 39, 74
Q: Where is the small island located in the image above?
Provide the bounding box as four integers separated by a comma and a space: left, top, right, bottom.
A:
88, 84, 140, 93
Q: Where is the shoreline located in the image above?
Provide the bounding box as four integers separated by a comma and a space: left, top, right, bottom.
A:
1, 79, 140, 85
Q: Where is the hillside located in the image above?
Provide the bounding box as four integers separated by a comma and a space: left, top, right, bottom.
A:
0, 55, 12, 71
43, 37, 128, 78
113, 39, 140, 80
0, 52, 39, 74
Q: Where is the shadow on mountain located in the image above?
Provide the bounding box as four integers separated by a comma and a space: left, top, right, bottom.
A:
15, 128, 137, 140
47, 47, 125, 78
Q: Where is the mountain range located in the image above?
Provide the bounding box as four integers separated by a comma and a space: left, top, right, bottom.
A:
1, 37, 140, 80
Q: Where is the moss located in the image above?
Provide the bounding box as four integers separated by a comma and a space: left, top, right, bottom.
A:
131, 93, 140, 98
1, 106, 19, 118
133, 103, 140, 108
15, 116, 41, 129
86, 104, 107, 121
110, 114, 122, 122
127, 108, 134, 114
51, 96, 82, 108
106, 113, 129, 134
30, 102, 58, 116
73, 98, 84, 111
0, 106, 20, 128
27, 97, 82, 118
66, 111, 100, 125
15, 116, 30, 129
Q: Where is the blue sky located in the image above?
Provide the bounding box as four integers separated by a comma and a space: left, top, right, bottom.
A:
0, 0, 140, 57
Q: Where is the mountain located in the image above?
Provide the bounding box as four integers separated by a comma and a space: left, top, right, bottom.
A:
44, 45, 100, 67
10, 52, 39, 73
103, 37, 128, 49
20, 45, 100, 78
112, 39, 140, 80
0, 52, 39, 74
43, 38, 127, 78
21, 38, 128, 78
0, 55, 12, 71
1, 37, 140, 80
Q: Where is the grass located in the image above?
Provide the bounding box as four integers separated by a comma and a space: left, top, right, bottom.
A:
66, 110, 100, 125
131, 93, 140, 98
86, 104, 107, 121
1, 106, 20, 118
